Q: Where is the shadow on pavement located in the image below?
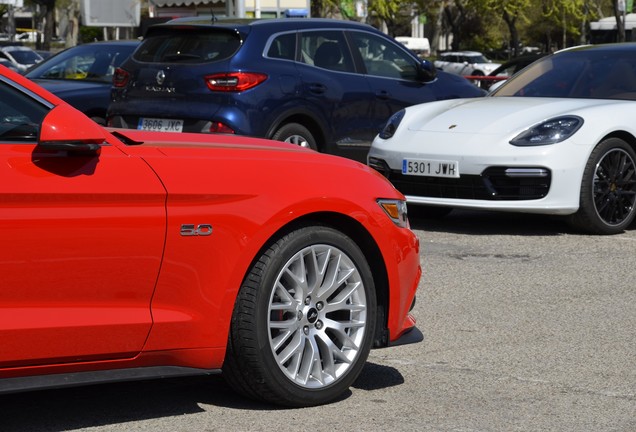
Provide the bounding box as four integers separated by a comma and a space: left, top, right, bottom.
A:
0, 362, 400, 431
409, 208, 576, 236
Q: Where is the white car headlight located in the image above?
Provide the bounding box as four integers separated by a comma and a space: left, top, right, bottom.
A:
378, 109, 405, 140
510, 115, 583, 146
378, 199, 409, 228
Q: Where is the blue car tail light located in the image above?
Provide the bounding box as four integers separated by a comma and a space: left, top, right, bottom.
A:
204, 72, 268, 92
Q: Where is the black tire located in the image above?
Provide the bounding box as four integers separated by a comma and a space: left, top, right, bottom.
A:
469, 70, 484, 86
568, 138, 636, 235
271, 123, 318, 151
223, 226, 377, 407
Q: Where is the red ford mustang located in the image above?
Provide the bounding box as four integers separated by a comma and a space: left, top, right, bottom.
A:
0, 66, 422, 407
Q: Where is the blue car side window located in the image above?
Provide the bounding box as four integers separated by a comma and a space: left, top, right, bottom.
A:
299, 31, 355, 73
267, 33, 296, 61
350, 32, 417, 80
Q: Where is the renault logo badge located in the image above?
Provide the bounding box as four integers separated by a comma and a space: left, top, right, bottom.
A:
156, 70, 166, 85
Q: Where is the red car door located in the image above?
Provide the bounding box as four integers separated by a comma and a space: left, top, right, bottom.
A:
0, 83, 166, 368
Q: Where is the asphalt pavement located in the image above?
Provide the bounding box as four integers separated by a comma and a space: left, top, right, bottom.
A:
2, 209, 634, 432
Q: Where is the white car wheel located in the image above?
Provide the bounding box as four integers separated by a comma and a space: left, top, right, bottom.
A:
569, 138, 636, 234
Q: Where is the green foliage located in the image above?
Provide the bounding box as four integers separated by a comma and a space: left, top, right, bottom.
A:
485, 0, 532, 19
9, 0, 622, 54
314, 0, 613, 54
416, 0, 613, 53
369, 0, 403, 21
79, 26, 103, 44
542, 0, 592, 36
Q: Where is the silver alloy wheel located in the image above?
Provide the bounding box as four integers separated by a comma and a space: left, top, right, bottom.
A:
284, 134, 310, 148
267, 244, 367, 389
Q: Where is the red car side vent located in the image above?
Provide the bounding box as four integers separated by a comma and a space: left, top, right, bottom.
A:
204, 72, 268, 92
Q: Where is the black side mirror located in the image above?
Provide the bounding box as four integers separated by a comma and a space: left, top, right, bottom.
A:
418, 59, 437, 82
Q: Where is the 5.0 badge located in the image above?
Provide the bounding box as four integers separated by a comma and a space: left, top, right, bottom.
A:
180, 224, 213, 236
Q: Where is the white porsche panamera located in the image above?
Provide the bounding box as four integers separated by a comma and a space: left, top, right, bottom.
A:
368, 43, 636, 235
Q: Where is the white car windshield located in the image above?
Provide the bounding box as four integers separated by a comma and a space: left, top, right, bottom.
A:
466, 54, 488, 64
8, 49, 41, 64
493, 47, 636, 100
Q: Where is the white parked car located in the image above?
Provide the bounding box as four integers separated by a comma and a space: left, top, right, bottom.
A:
434, 51, 501, 77
369, 43, 636, 235
395, 36, 430, 58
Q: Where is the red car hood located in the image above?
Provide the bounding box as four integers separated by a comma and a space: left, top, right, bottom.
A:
107, 128, 306, 153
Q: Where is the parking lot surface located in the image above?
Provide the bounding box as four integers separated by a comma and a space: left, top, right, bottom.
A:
3, 210, 634, 432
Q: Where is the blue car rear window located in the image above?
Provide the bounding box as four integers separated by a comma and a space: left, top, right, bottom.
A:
134, 29, 241, 63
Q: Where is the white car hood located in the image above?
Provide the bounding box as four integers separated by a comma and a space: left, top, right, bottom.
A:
473, 62, 500, 73
407, 97, 621, 135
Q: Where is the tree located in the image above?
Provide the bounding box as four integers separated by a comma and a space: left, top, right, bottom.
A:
368, 0, 405, 35
310, 0, 342, 18
485, 0, 531, 57
442, 0, 467, 50
27, 0, 56, 50
438, 0, 497, 52
540, 0, 595, 49
57, 0, 80, 47
612, 0, 626, 41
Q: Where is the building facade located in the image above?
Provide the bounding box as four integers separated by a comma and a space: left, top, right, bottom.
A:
148, 0, 310, 20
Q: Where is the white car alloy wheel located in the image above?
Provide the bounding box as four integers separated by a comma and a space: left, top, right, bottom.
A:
593, 148, 636, 225
570, 138, 636, 234
223, 225, 376, 407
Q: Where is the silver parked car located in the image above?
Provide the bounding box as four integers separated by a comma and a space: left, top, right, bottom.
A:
0, 45, 43, 72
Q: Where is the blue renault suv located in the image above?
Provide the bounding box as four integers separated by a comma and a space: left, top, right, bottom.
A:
108, 18, 484, 162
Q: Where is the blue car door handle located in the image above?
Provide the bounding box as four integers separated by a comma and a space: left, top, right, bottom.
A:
308, 83, 327, 94
375, 90, 390, 100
